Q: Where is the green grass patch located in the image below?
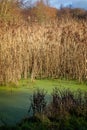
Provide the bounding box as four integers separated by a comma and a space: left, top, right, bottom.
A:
0, 78, 87, 93
18, 78, 87, 93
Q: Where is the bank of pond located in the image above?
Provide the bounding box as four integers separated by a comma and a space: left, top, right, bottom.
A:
0, 79, 87, 129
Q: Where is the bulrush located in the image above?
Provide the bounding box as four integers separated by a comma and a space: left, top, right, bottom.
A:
0, 19, 87, 85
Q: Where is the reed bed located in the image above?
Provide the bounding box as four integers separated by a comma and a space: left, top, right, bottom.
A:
0, 19, 87, 85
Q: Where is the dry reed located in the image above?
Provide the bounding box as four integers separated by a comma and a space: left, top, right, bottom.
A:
0, 19, 87, 85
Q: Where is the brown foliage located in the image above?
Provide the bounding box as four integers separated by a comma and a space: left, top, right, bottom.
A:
22, 0, 57, 23
0, 0, 23, 25
0, 18, 87, 85
57, 8, 87, 21
0, 1, 87, 84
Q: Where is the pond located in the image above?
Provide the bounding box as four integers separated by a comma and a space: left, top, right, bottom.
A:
0, 89, 31, 125
0, 79, 87, 125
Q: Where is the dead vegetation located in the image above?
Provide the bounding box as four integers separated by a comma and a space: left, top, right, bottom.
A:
0, 0, 87, 85
0, 18, 87, 85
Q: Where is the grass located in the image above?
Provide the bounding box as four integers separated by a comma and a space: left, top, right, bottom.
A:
0, 78, 87, 125
1, 78, 87, 93
18, 78, 87, 93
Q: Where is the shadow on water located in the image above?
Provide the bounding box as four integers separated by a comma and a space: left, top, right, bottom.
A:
0, 88, 51, 126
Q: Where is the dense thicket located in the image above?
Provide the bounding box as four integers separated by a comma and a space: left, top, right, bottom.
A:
0, 0, 22, 25
0, 0, 87, 85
